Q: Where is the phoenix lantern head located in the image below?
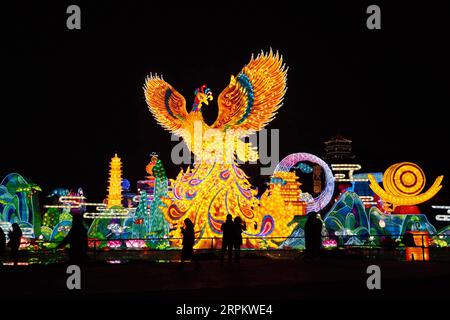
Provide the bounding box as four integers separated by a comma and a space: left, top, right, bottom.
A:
192, 85, 213, 111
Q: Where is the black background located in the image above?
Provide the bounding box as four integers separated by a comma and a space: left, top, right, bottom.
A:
3, 1, 450, 216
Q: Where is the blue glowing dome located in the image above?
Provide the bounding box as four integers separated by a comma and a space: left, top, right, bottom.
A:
121, 179, 131, 191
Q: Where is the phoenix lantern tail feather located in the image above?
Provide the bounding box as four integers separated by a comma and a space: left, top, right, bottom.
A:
144, 50, 295, 248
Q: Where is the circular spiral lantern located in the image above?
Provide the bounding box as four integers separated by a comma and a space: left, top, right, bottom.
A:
384, 162, 426, 197
368, 162, 443, 207
274, 152, 334, 213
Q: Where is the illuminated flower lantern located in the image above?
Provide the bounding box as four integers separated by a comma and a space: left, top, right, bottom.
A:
368, 162, 443, 214
144, 50, 290, 248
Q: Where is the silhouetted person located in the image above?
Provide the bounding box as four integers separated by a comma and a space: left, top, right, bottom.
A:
8, 223, 22, 266
0, 228, 6, 264
402, 232, 416, 247
220, 214, 234, 266
58, 215, 88, 264
304, 211, 322, 260
179, 218, 199, 270
233, 216, 246, 263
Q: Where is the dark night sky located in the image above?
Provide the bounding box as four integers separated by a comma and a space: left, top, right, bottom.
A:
2, 1, 450, 211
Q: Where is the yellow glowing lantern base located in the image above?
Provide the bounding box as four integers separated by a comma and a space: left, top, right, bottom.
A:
269, 171, 306, 215
161, 162, 298, 249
